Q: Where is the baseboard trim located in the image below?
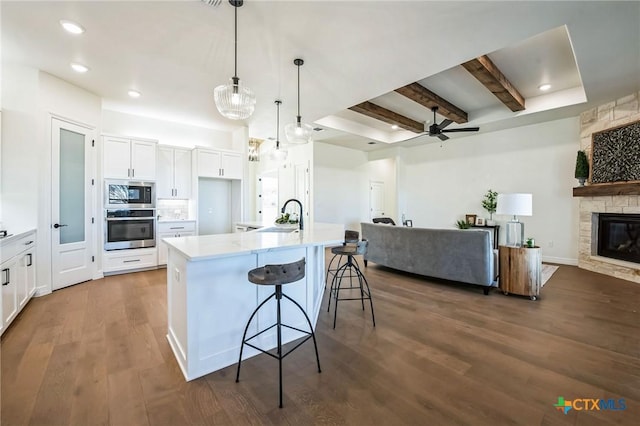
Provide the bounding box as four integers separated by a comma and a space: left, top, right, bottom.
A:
542, 256, 577, 266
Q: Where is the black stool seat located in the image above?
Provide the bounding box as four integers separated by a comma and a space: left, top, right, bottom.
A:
327, 240, 376, 329
248, 261, 305, 286
236, 258, 321, 408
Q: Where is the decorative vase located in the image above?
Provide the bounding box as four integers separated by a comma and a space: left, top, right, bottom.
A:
578, 177, 586, 186
486, 220, 496, 226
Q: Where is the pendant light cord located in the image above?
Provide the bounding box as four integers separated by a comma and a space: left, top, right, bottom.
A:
234, 4, 238, 79
296, 64, 301, 117
276, 101, 280, 148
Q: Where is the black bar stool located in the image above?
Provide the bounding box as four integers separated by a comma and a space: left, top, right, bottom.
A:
325, 230, 360, 285
235, 258, 321, 408
327, 240, 376, 329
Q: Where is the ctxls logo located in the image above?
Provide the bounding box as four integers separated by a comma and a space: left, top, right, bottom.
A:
554, 397, 626, 415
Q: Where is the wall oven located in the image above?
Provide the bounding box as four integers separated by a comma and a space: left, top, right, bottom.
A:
105, 180, 155, 209
105, 209, 156, 250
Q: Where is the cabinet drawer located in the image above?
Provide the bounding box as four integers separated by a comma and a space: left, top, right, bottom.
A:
104, 248, 157, 273
1, 232, 37, 263
158, 221, 196, 233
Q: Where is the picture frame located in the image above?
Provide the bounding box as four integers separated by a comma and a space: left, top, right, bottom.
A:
475, 217, 486, 226
404, 219, 413, 227
466, 214, 477, 225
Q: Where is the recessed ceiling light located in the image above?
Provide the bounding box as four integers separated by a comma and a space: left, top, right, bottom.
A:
128, 90, 141, 98
368, 141, 377, 145
70, 62, 89, 73
391, 124, 399, 130
538, 84, 552, 91
60, 20, 85, 35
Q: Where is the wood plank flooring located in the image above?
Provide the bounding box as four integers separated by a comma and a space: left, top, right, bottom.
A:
2, 253, 639, 425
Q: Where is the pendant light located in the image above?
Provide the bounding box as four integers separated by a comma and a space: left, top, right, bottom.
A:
285, 58, 313, 144
213, 0, 256, 120
270, 100, 288, 161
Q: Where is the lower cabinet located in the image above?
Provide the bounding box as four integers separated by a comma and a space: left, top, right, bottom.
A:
158, 221, 196, 265
1, 230, 37, 336
103, 247, 158, 275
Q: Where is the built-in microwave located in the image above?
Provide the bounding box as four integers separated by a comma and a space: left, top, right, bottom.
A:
105, 181, 155, 209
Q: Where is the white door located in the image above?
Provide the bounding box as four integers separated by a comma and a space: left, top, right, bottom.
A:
52, 118, 94, 290
370, 181, 385, 220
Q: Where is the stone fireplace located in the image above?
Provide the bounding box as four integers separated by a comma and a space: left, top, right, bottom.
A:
576, 91, 640, 283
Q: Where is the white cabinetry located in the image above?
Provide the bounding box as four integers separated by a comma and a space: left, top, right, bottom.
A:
157, 221, 196, 265
195, 148, 243, 180
157, 146, 192, 199
103, 136, 157, 180
1, 231, 37, 336
103, 247, 157, 274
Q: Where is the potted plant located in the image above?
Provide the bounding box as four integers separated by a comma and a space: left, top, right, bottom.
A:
482, 189, 498, 225
575, 150, 589, 186
455, 219, 471, 229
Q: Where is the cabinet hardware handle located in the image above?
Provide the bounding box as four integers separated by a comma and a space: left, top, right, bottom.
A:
174, 188, 178, 197
26, 254, 33, 267
25, 240, 34, 245
169, 227, 185, 230
53, 223, 68, 229
2, 268, 9, 286
132, 169, 135, 178
128, 168, 131, 177
123, 259, 141, 263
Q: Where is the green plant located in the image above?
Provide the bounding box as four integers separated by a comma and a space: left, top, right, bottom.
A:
455, 220, 471, 229
575, 150, 589, 179
481, 189, 498, 220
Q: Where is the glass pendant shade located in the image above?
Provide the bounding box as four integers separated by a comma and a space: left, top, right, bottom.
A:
285, 117, 313, 145
214, 77, 256, 120
213, 1, 255, 120
285, 58, 312, 144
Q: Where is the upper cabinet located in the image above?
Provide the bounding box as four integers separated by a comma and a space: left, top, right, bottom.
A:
103, 136, 157, 180
157, 146, 192, 199
195, 148, 243, 180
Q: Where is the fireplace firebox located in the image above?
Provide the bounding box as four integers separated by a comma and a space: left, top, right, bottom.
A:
597, 214, 640, 263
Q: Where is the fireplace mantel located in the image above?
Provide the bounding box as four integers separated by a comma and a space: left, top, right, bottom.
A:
573, 182, 640, 197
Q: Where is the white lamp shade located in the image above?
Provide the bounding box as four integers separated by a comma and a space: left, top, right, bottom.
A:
496, 193, 532, 216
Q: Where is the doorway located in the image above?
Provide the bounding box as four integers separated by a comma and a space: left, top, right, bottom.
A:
51, 118, 95, 290
369, 181, 385, 220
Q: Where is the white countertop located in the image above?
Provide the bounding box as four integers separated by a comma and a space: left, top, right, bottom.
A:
234, 221, 269, 229
0, 228, 37, 248
164, 222, 344, 261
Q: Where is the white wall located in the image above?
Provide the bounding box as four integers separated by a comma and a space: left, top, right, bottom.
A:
314, 143, 369, 231
399, 116, 580, 264
1, 64, 39, 231
38, 71, 102, 293
102, 109, 233, 149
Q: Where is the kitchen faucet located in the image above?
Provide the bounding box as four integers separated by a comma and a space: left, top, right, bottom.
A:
281, 198, 304, 230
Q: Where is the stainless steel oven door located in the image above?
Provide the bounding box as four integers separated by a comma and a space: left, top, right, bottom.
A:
104, 213, 156, 251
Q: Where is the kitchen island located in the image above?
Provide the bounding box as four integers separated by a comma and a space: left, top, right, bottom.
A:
164, 223, 343, 381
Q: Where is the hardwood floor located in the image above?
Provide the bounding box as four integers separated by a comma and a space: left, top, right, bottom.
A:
2, 254, 639, 425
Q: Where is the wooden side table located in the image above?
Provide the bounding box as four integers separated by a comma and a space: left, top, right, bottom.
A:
498, 245, 542, 300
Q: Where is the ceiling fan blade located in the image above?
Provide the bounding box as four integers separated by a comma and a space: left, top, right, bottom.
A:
441, 127, 480, 133
438, 119, 453, 130
437, 133, 449, 141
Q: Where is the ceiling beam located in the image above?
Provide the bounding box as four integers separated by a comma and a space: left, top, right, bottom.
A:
461, 55, 525, 112
394, 83, 469, 124
349, 101, 424, 133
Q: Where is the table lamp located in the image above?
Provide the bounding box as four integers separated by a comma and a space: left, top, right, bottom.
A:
496, 193, 532, 247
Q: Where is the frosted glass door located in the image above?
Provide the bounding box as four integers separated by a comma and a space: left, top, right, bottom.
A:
52, 118, 94, 290
59, 128, 85, 244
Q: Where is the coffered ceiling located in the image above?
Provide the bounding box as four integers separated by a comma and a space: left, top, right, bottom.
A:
2, 1, 639, 152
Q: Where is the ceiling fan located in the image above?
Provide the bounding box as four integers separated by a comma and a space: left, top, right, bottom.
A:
427, 106, 479, 141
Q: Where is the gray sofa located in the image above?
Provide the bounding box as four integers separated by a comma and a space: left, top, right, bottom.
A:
360, 222, 498, 294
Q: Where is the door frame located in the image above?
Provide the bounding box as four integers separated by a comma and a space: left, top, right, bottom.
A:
49, 114, 97, 291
